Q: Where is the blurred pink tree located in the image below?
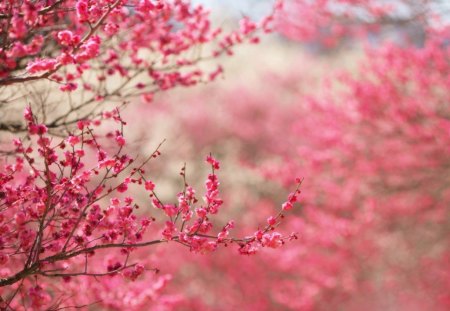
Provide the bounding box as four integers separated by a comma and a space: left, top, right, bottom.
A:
146, 1, 450, 309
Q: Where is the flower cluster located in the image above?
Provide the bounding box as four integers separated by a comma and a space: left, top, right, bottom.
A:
0, 105, 301, 309
0, 0, 277, 96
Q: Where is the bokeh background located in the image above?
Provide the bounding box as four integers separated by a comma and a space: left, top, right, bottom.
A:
108, 1, 450, 310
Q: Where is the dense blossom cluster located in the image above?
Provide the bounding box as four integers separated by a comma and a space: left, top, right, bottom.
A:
1, 0, 268, 89
0, 105, 301, 308
0, 0, 276, 137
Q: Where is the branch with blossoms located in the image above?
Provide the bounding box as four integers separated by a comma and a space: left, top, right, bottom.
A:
0, 0, 281, 136
0, 106, 302, 309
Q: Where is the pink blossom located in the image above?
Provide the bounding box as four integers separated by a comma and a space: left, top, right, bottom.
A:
24, 106, 33, 121
67, 135, 80, 146
115, 135, 126, 146
267, 216, 277, 226
281, 201, 293, 211
26, 58, 57, 73
60, 82, 78, 92
145, 180, 155, 191
206, 155, 220, 170
76, 0, 89, 22
104, 23, 119, 36
57, 30, 79, 46
261, 232, 283, 248
117, 183, 128, 193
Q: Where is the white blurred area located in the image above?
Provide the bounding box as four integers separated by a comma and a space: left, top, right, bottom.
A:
192, 0, 273, 19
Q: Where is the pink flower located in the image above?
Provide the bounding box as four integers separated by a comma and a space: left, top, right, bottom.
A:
141, 93, 154, 103
58, 52, 75, 65
162, 221, 176, 240
26, 58, 57, 73
67, 136, 80, 146
60, 83, 78, 92
24, 106, 33, 122
261, 232, 283, 249
76, 0, 89, 22
117, 183, 128, 193
145, 180, 155, 191
28, 124, 48, 135
206, 155, 220, 170
163, 204, 178, 217
267, 216, 277, 226
104, 23, 119, 36
282, 201, 293, 211
116, 135, 126, 146
57, 30, 78, 46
